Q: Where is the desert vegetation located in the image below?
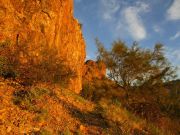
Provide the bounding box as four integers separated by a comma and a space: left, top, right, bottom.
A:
81, 39, 180, 134
0, 37, 179, 134
0, 39, 75, 86
0, 0, 179, 134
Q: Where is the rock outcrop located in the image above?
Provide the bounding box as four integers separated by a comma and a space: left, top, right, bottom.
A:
0, 0, 85, 93
83, 60, 106, 81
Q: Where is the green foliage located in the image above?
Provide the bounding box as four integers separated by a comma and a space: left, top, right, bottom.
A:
76, 130, 83, 135
81, 82, 95, 100
60, 128, 72, 135
0, 39, 75, 85
81, 79, 121, 102
0, 40, 18, 79
36, 46, 75, 84
147, 123, 164, 135
0, 56, 18, 79
30, 129, 52, 135
159, 83, 180, 118
81, 80, 108, 102
112, 98, 121, 107
33, 109, 49, 122
0, 56, 7, 75
96, 39, 176, 90
0, 39, 11, 48
13, 87, 50, 112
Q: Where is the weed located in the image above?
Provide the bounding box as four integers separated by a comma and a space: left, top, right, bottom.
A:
30, 129, 52, 135
13, 87, 50, 112
147, 123, 164, 135
76, 130, 83, 135
60, 128, 72, 135
33, 109, 49, 122
112, 98, 121, 107
81, 82, 95, 100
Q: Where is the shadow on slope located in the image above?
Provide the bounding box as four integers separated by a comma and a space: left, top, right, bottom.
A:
52, 93, 109, 129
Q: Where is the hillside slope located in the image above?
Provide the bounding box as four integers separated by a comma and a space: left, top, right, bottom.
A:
0, 78, 178, 135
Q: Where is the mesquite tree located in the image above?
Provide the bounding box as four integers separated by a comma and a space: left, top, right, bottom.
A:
96, 39, 176, 90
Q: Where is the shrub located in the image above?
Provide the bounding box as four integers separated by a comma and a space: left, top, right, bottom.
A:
0, 39, 75, 85
81, 79, 122, 102
147, 123, 164, 135
30, 129, 52, 135
0, 40, 19, 79
0, 56, 6, 75
81, 82, 95, 100
33, 109, 49, 122
0, 56, 17, 80
126, 101, 162, 122
60, 128, 72, 135
159, 93, 180, 118
13, 87, 50, 112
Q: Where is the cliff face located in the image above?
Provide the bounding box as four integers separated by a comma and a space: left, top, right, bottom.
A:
0, 0, 86, 93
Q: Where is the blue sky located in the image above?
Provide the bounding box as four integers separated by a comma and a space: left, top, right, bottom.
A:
74, 0, 180, 77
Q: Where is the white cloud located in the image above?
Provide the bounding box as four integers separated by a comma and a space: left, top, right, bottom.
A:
177, 66, 180, 78
171, 49, 180, 60
166, 47, 180, 60
135, 1, 150, 12
86, 55, 91, 60
170, 31, 180, 40
153, 25, 161, 33
99, 1, 150, 41
122, 2, 150, 41
100, 0, 121, 21
165, 47, 180, 78
167, 0, 180, 21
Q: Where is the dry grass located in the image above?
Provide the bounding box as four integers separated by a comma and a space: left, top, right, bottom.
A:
0, 78, 179, 134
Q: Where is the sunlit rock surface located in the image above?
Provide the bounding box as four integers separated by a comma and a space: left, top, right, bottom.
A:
83, 60, 106, 81
0, 0, 86, 93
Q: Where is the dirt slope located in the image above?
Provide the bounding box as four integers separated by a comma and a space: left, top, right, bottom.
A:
0, 78, 177, 135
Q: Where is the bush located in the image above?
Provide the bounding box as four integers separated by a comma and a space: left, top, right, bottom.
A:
0, 56, 6, 75
126, 101, 162, 122
81, 79, 122, 102
0, 39, 75, 85
59, 128, 72, 135
0, 56, 17, 80
159, 93, 180, 118
30, 129, 52, 135
0, 40, 19, 80
33, 109, 49, 122
13, 87, 50, 112
81, 80, 107, 102
81, 82, 95, 100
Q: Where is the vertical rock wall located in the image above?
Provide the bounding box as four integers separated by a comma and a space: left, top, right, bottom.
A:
0, 0, 86, 93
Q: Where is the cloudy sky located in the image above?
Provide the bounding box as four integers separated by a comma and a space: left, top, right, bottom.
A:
74, 0, 180, 77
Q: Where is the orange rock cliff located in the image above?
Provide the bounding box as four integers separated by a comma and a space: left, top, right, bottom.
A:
83, 60, 106, 81
0, 0, 86, 93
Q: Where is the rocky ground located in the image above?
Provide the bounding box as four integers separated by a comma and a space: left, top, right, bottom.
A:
0, 78, 117, 135
0, 78, 179, 135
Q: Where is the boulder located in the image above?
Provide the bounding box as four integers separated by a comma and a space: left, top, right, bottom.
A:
83, 60, 106, 81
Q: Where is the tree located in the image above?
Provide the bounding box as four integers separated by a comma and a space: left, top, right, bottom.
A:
96, 39, 176, 90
